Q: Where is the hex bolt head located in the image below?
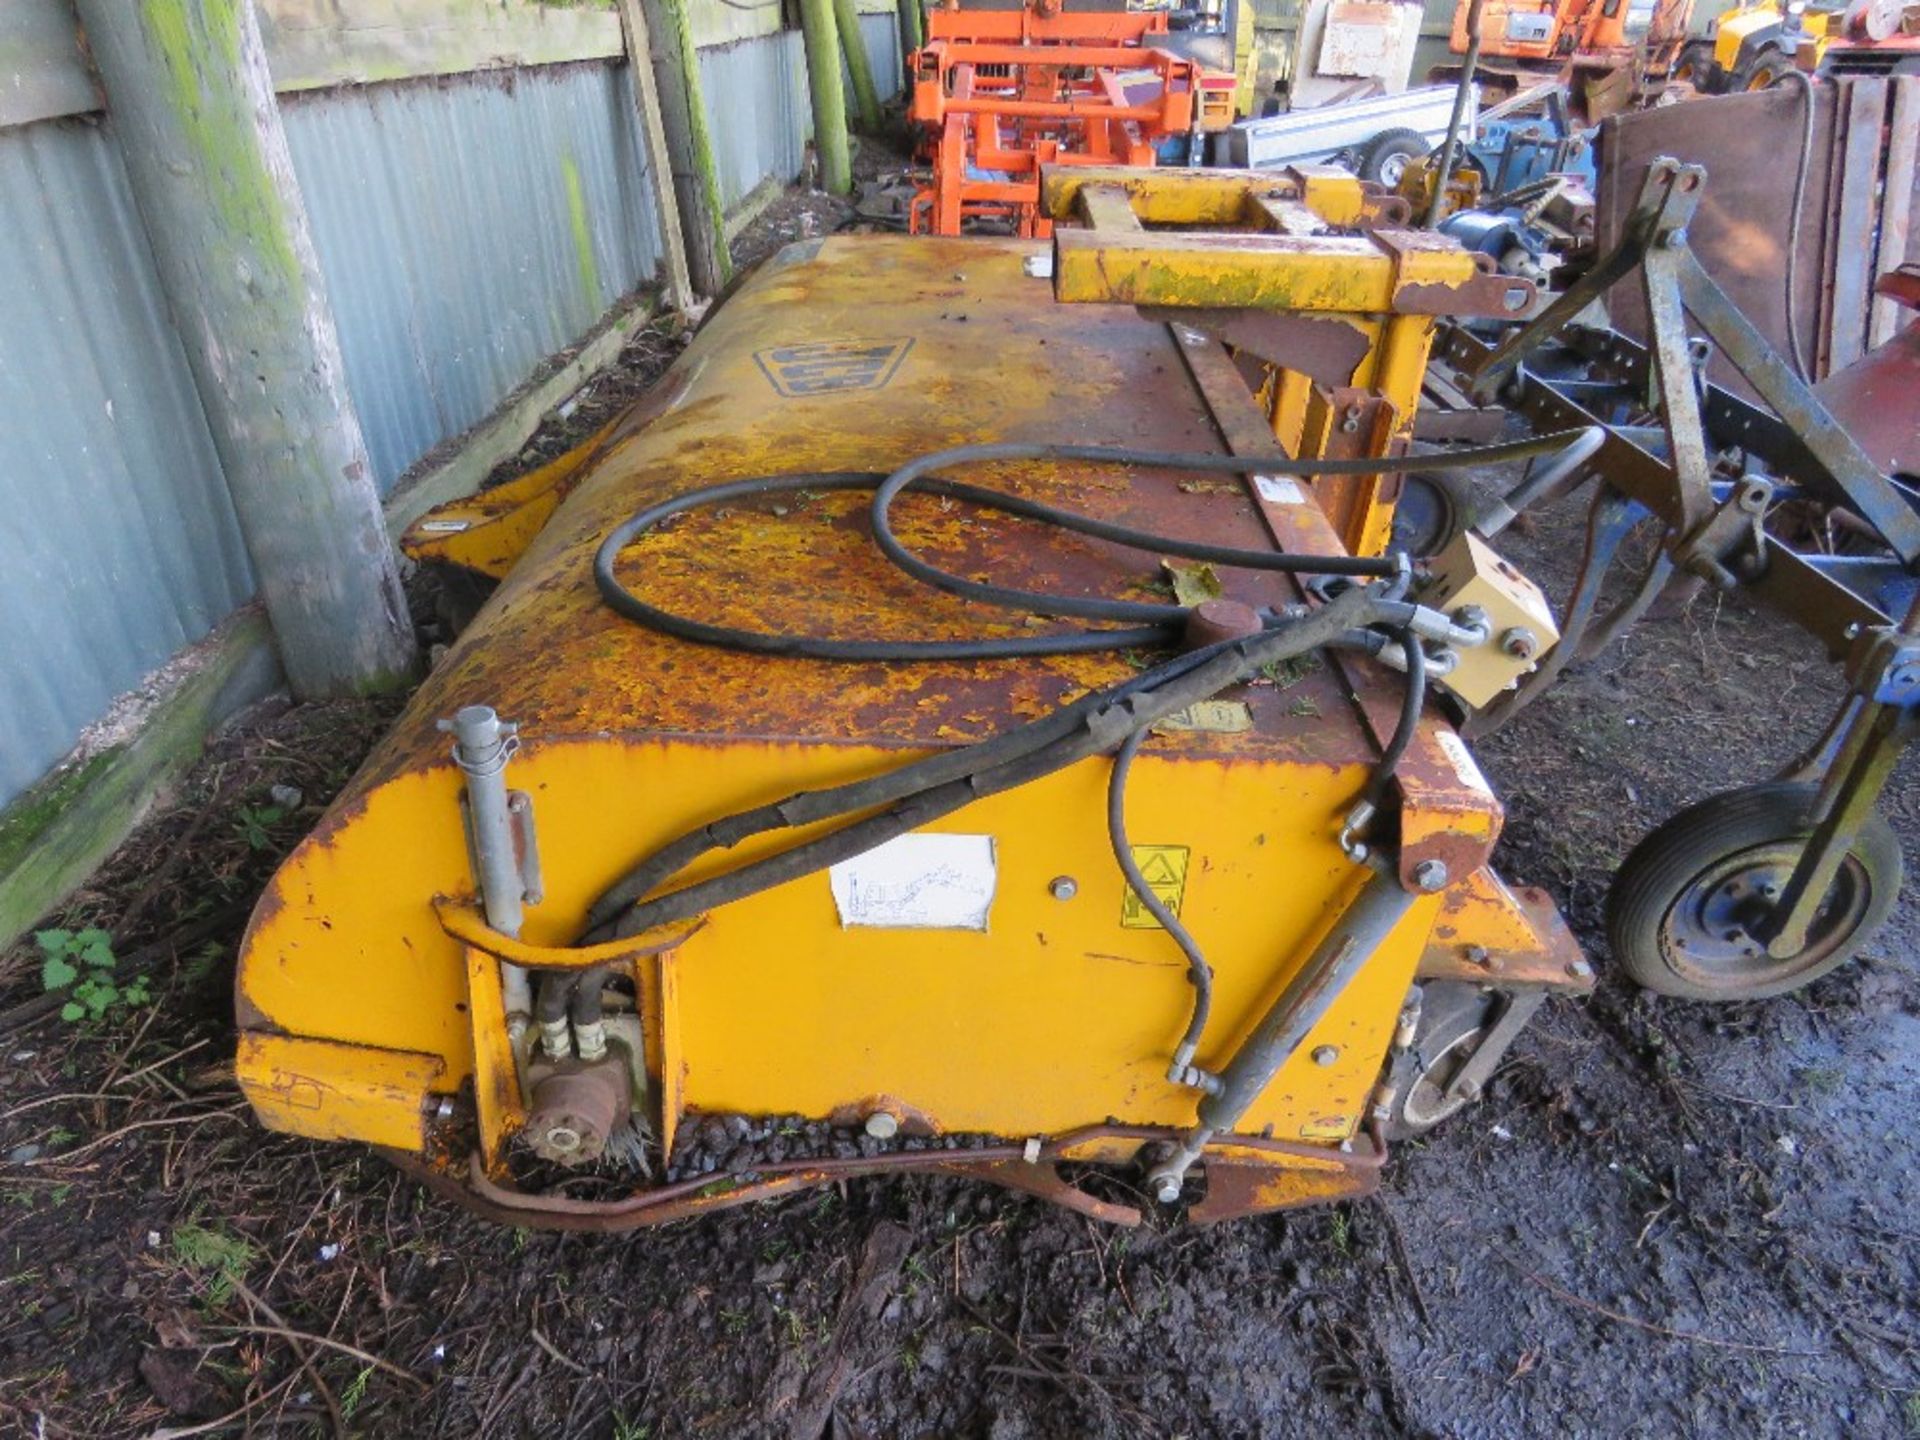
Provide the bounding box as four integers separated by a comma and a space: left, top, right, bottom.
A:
864, 1111, 899, 1140
1500, 626, 1540, 660
1048, 875, 1078, 901
1567, 959, 1594, 980
1312, 1045, 1340, 1067
1152, 1173, 1182, 1204
1411, 859, 1450, 892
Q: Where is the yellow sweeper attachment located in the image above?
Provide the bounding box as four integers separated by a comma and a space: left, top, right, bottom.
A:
235, 167, 1594, 1229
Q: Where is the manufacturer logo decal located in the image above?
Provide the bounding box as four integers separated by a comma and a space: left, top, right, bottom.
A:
754, 338, 914, 396
1121, 845, 1191, 929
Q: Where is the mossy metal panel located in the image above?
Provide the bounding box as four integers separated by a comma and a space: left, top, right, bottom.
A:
694, 15, 902, 214
280, 63, 666, 491
0, 117, 255, 806
697, 30, 813, 211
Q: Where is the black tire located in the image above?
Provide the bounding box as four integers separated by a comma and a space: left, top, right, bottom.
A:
1356, 128, 1429, 189
429, 564, 498, 637
1671, 39, 1719, 90
1380, 983, 1498, 1140
1732, 42, 1792, 90
1390, 471, 1474, 557
1606, 782, 1902, 1001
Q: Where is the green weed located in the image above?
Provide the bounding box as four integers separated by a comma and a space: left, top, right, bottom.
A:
1328, 1208, 1352, 1256
171, 1223, 257, 1306
36, 929, 148, 1024
232, 803, 288, 851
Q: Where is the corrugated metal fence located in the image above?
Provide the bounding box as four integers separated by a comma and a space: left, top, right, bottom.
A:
283, 63, 666, 492
700, 33, 814, 212
0, 18, 901, 810
699, 16, 903, 214
0, 117, 257, 803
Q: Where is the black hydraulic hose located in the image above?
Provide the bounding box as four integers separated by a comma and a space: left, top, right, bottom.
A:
1108, 728, 1213, 1067
587, 585, 1389, 940
534, 973, 570, 1028
583, 630, 1258, 931
1365, 628, 1428, 811
568, 965, 609, 1028
534, 963, 611, 1040
595, 472, 1170, 660
591, 433, 1592, 663
579, 434, 1589, 942
864, 438, 1594, 623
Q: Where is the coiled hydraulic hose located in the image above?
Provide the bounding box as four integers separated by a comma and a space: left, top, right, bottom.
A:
564, 431, 1594, 1056
591, 432, 1591, 661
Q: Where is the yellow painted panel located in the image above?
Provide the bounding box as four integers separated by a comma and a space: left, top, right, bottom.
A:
240, 734, 1431, 1151
237, 1032, 443, 1151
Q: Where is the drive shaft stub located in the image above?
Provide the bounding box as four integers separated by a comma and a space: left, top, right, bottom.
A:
524, 1064, 631, 1166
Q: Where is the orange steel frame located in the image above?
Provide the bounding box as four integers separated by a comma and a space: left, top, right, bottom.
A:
909, 5, 1208, 237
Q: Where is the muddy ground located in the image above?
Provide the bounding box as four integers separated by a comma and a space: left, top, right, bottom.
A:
2, 218, 1916, 1439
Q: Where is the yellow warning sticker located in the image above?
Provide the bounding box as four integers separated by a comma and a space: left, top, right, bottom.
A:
1153, 700, 1252, 735
1121, 845, 1191, 928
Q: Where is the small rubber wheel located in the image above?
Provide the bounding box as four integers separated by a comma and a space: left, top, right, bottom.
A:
1671, 40, 1717, 90
1606, 782, 1902, 1001
1356, 128, 1429, 189
1390, 471, 1473, 557
1733, 43, 1791, 90
1381, 984, 1497, 1140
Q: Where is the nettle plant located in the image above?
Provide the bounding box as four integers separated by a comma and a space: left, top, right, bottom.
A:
37, 927, 149, 1023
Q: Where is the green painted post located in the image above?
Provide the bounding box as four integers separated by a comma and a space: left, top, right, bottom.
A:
72, 0, 417, 697
799, 0, 853, 193
834, 0, 883, 132
898, 0, 924, 63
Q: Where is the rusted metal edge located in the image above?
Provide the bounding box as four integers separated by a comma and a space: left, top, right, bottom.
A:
378, 1122, 1382, 1231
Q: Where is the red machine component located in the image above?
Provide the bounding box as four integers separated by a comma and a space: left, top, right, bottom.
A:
909, 1, 1232, 237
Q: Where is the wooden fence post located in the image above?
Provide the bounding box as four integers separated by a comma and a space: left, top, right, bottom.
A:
622, 0, 732, 297
835, 0, 883, 132
798, 0, 854, 194
73, 0, 417, 697
614, 0, 696, 310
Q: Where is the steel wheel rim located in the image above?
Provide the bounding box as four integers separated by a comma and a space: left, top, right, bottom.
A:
1659, 839, 1872, 992
1400, 1028, 1485, 1129
1378, 152, 1411, 188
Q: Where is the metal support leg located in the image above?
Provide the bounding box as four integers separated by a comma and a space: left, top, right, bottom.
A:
442, 706, 538, 1041
1147, 863, 1419, 1203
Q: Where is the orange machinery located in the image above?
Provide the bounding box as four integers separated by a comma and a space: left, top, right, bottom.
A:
1442, 0, 1694, 103
909, 0, 1236, 237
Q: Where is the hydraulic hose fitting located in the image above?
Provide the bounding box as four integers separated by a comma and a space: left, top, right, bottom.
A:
538, 1015, 574, 1062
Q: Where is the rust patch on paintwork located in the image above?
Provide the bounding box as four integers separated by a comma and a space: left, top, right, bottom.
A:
384, 1120, 1384, 1230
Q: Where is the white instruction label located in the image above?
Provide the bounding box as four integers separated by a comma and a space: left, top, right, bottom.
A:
1254, 475, 1305, 506
1435, 730, 1494, 798
829, 834, 997, 931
